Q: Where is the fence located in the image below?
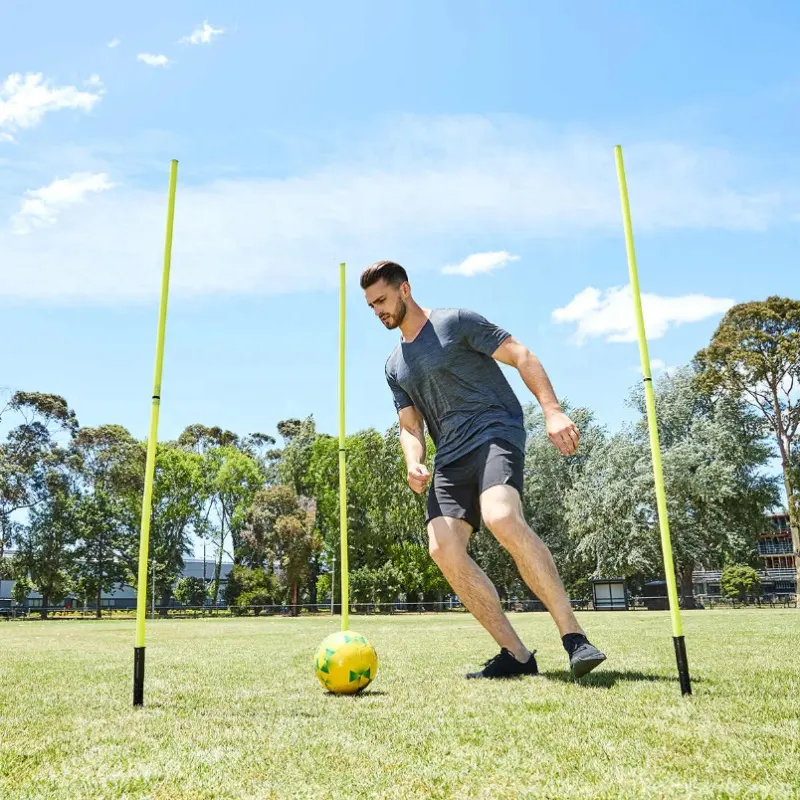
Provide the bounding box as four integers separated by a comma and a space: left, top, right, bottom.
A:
2, 592, 796, 621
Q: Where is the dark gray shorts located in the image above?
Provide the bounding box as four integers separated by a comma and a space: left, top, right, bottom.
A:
425, 438, 524, 532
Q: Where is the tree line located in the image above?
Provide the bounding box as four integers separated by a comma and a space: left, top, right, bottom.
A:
1, 296, 797, 617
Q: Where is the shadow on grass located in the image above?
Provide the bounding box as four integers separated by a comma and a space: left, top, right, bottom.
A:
323, 689, 389, 699
541, 669, 704, 689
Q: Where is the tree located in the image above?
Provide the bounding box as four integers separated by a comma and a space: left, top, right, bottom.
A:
223, 565, 280, 614
468, 528, 526, 601
239, 485, 301, 568
276, 417, 317, 496
720, 564, 761, 601
315, 571, 333, 604
0, 391, 78, 558
641, 367, 776, 605
695, 297, 800, 599
566, 430, 655, 580
278, 496, 320, 615
241, 432, 279, 479
177, 424, 240, 453
203, 446, 264, 604
348, 565, 375, 606
522, 403, 607, 593
70, 425, 141, 617
129, 445, 210, 612
390, 540, 449, 605
173, 576, 208, 607
304, 434, 341, 602
15, 471, 76, 618
11, 574, 31, 608
239, 485, 319, 614
567, 367, 777, 605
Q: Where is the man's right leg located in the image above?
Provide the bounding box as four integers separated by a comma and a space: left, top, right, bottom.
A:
427, 515, 531, 664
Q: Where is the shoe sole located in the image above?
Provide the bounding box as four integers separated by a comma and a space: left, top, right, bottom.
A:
570, 652, 606, 679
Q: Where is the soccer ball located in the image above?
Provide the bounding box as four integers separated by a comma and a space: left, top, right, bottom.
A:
314, 630, 378, 695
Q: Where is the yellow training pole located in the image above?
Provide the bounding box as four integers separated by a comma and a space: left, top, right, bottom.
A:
614, 145, 691, 695
133, 159, 178, 707
338, 262, 350, 631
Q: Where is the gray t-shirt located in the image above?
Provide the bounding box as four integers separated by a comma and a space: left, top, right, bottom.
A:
385, 308, 526, 468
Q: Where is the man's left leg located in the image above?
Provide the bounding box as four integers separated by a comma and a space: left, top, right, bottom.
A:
481, 483, 606, 677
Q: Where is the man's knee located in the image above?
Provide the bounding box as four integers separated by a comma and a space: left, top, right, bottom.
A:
482, 501, 525, 546
428, 519, 470, 567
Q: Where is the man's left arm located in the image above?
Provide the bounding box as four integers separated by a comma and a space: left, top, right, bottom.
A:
492, 336, 580, 456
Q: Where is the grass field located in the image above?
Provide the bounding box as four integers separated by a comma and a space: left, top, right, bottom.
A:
1, 610, 799, 800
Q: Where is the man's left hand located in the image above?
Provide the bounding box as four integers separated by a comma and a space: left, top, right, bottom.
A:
545, 410, 580, 456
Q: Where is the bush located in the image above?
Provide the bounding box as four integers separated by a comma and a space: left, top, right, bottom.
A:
237, 589, 274, 615
11, 576, 31, 607
173, 576, 208, 607
316, 572, 332, 603
224, 565, 279, 608
721, 564, 760, 600
567, 577, 592, 601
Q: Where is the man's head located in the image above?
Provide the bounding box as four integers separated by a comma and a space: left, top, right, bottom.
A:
361, 260, 411, 330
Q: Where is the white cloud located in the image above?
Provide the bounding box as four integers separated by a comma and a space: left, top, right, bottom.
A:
649, 359, 666, 371
552, 285, 734, 345
137, 54, 170, 67
442, 251, 519, 276
11, 173, 115, 234
0, 73, 103, 141
181, 22, 225, 45
0, 115, 796, 304
108, 38, 121, 49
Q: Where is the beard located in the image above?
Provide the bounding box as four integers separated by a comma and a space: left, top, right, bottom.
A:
381, 298, 407, 329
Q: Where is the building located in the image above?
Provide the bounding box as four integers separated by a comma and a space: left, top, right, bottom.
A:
0, 549, 234, 610
693, 513, 797, 598
760, 513, 795, 572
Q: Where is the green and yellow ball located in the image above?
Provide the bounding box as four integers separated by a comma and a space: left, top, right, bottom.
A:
314, 630, 378, 695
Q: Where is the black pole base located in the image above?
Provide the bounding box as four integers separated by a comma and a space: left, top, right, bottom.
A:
673, 635, 692, 696
133, 646, 145, 707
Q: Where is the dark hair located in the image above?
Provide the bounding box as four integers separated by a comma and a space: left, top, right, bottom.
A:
360, 261, 409, 290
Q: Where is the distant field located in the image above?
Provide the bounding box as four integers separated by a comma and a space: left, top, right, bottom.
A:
1, 610, 798, 799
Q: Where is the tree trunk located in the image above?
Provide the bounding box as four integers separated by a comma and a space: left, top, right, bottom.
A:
771, 386, 799, 606
210, 512, 226, 605
96, 533, 103, 619
308, 574, 317, 606
212, 545, 224, 605
780, 464, 800, 605
292, 582, 298, 616
679, 564, 697, 609
40, 593, 49, 620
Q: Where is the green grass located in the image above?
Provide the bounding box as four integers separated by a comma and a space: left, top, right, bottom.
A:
1, 611, 798, 800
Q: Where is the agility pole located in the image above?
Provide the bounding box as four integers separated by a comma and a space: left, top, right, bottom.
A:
338, 262, 350, 631
133, 159, 178, 707
614, 145, 691, 696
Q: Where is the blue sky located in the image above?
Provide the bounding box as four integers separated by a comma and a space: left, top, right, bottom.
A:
2, 0, 799, 459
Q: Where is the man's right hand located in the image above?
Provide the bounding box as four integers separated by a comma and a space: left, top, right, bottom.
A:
407, 463, 431, 494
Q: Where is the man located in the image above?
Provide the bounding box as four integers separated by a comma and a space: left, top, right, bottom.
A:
361, 260, 606, 680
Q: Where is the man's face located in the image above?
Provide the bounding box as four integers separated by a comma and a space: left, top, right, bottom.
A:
364, 279, 408, 330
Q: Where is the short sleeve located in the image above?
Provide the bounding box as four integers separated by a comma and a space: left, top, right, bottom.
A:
458, 308, 511, 356
386, 368, 414, 412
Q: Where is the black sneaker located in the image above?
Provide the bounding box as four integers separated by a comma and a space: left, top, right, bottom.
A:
466, 648, 539, 679
569, 642, 606, 678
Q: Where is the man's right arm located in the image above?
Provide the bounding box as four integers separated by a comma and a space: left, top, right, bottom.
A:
398, 406, 430, 494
